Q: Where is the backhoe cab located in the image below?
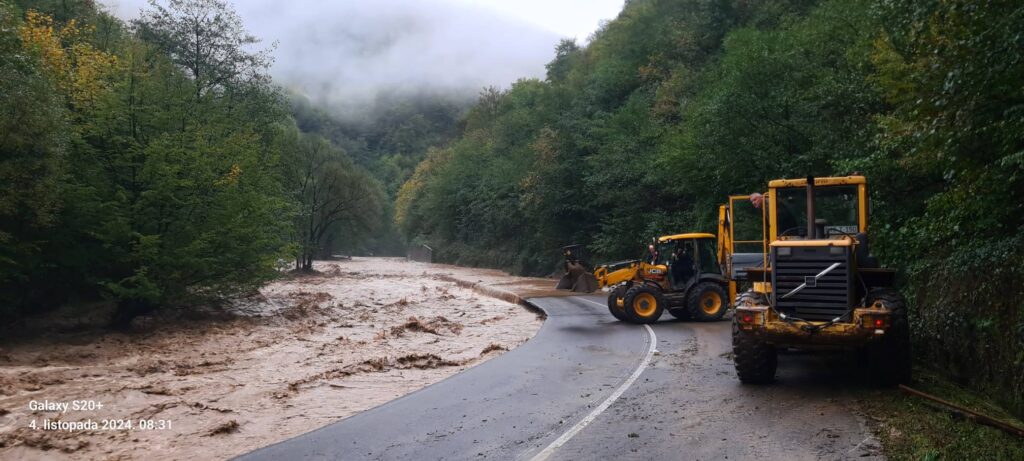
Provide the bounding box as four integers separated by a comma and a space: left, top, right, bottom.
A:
557, 234, 730, 324
721, 175, 910, 385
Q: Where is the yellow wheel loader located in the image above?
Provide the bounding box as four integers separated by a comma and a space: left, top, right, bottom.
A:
556, 235, 730, 324
720, 175, 910, 386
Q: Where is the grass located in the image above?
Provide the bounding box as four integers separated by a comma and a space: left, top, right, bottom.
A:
856, 368, 1024, 461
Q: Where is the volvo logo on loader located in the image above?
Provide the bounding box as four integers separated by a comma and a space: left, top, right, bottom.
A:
780, 262, 841, 299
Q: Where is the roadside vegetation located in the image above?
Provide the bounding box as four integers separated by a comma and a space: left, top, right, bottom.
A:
0, 0, 387, 326
395, 0, 1024, 427
859, 369, 1024, 461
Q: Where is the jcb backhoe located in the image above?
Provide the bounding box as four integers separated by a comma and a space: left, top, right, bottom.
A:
719, 175, 910, 385
556, 234, 730, 324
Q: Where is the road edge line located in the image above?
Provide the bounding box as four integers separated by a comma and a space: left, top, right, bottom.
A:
528, 299, 657, 461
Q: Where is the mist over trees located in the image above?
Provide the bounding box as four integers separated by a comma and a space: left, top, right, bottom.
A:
108, 0, 563, 119
396, 0, 1024, 415
0, 0, 385, 325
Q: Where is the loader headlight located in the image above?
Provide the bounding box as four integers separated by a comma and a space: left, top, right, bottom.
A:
776, 247, 791, 256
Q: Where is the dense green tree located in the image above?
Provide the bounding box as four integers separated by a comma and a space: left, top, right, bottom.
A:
0, 2, 68, 311
0, 0, 384, 326
135, 0, 274, 102
289, 91, 468, 256
868, 0, 1024, 414
285, 132, 384, 271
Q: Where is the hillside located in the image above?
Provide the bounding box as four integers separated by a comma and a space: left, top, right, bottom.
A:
395, 0, 1024, 417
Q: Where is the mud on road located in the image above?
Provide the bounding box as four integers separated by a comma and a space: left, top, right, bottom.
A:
0, 258, 542, 461
547, 313, 885, 461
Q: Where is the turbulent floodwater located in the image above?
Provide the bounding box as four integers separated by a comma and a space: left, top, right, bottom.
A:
0, 258, 542, 460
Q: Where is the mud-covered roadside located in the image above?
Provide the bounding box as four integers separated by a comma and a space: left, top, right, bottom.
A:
0, 258, 543, 460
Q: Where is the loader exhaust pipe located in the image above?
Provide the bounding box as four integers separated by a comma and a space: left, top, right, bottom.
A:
806, 175, 816, 239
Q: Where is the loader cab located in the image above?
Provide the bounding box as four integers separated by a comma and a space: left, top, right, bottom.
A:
765, 176, 892, 321
768, 177, 867, 241
655, 233, 719, 290
719, 176, 871, 303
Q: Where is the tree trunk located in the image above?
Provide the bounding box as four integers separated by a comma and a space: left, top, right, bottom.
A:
302, 249, 314, 272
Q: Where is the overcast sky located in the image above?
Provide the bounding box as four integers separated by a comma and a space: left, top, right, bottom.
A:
104, 0, 624, 115
455, 0, 624, 40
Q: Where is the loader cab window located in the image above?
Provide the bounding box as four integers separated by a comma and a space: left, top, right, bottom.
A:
667, 240, 696, 286
775, 185, 860, 238
697, 238, 721, 275
655, 241, 677, 266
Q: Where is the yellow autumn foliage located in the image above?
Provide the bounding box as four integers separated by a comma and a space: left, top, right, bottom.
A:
18, 10, 118, 108
215, 164, 243, 187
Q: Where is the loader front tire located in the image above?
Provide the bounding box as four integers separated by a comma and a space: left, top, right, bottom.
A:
607, 286, 629, 322
732, 321, 776, 384
623, 285, 664, 324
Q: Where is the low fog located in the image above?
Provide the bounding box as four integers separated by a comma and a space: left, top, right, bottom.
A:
106, 0, 576, 117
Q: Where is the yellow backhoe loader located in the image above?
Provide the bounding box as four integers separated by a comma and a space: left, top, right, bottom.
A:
720, 175, 910, 386
556, 235, 730, 324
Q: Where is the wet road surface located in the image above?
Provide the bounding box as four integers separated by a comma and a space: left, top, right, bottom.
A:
237, 295, 882, 461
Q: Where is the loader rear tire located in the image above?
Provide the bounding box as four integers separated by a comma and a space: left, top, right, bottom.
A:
607, 286, 629, 322
686, 282, 728, 321
864, 288, 911, 386
733, 321, 776, 384
735, 290, 768, 307
623, 285, 664, 324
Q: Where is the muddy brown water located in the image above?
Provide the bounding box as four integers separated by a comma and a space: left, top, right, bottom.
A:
0, 258, 542, 461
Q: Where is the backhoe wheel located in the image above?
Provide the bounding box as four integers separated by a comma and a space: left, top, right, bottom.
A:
686, 282, 728, 321
864, 288, 911, 386
607, 286, 629, 322
623, 285, 665, 324
732, 321, 777, 384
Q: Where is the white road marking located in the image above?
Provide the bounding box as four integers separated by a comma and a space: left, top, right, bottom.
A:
528, 298, 657, 461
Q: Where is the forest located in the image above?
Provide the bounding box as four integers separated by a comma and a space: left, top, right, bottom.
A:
0, 0, 403, 325
395, 0, 1024, 416
0, 0, 1021, 421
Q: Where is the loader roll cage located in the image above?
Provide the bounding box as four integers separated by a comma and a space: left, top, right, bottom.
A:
774, 185, 861, 239
653, 236, 721, 290
720, 177, 870, 271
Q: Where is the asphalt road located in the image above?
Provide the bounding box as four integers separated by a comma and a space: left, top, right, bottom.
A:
236, 295, 883, 461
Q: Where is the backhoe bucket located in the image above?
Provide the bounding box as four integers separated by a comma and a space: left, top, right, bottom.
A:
572, 272, 599, 293
556, 261, 598, 293
555, 273, 575, 290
